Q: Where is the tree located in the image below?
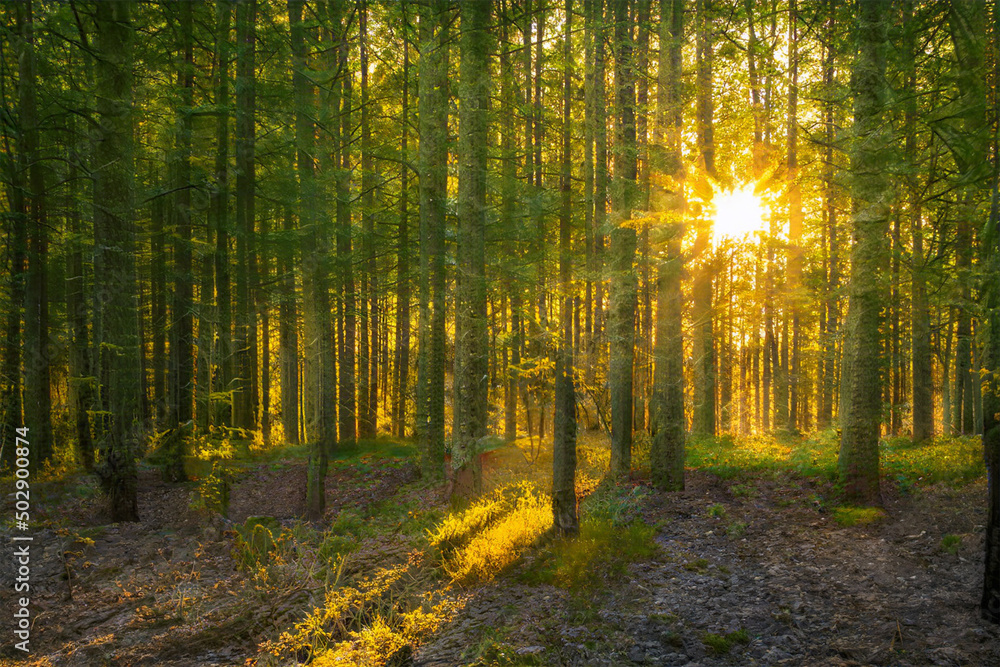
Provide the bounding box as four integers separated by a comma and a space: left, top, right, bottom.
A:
17, 0, 52, 469
165, 0, 195, 482
691, 0, 716, 436
552, 0, 578, 535
290, 0, 329, 521
452, 0, 491, 498
416, 0, 449, 479
211, 0, 234, 431
233, 0, 257, 435
337, 6, 356, 446
903, 0, 932, 443
92, 0, 140, 522
839, 0, 890, 505
608, 0, 637, 477
392, 11, 412, 440
650, 0, 685, 492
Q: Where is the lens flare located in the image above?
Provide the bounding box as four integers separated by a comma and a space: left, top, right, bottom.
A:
712, 183, 767, 246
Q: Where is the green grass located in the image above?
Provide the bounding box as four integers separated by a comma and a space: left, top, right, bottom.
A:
941, 534, 962, 555
702, 629, 751, 656
519, 516, 657, 591
683, 431, 984, 489
832, 506, 885, 527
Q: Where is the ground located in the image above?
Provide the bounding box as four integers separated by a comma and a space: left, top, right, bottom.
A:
1, 432, 998, 666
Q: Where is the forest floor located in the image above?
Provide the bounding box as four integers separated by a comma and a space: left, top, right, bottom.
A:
1, 431, 999, 667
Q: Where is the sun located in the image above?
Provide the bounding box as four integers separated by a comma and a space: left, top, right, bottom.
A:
711, 183, 768, 246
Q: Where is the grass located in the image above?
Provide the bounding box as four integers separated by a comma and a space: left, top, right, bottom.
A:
435, 482, 553, 583
702, 629, 751, 656
463, 627, 543, 666
518, 484, 658, 591
683, 430, 984, 490
832, 506, 886, 527
941, 534, 962, 555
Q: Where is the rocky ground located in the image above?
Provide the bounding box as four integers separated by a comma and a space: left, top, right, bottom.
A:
3, 458, 999, 666
0, 458, 420, 666
415, 472, 1000, 667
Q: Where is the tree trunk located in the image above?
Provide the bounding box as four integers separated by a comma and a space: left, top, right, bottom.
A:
650, 0, 685, 491
212, 0, 233, 430
280, 205, 300, 445
234, 0, 257, 435
417, 0, 449, 479
553, 0, 578, 535
785, 0, 802, 433
18, 0, 53, 468
692, 0, 716, 436
358, 0, 377, 440
168, 1, 195, 472
393, 23, 412, 440
337, 11, 357, 445
609, 0, 637, 477
93, 0, 140, 522
452, 0, 491, 499
839, 0, 889, 505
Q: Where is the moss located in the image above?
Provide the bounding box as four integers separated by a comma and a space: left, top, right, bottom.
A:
702, 628, 751, 656
832, 506, 885, 527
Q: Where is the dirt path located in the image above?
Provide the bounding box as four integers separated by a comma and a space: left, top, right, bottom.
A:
415, 472, 1000, 666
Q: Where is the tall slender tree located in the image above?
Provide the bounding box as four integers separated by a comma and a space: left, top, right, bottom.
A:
92, 0, 140, 522
839, 0, 890, 505
609, 0, 638, 477
650, 0, 685, 491
416, 0, 449, 479
17, 0, 52, 468
552, 0, 578, 535
692, 0, 716, 436
453, 0, 491, 498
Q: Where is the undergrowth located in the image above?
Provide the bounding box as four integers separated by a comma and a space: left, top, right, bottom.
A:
518, 482, 658, 591
685, 430, 985, 489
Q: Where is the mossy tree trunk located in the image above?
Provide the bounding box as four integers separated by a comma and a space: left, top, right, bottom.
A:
452, 0, 491, 499
553, 0, 579, 535
650, 0, 685, 492
838, 0, 890, 506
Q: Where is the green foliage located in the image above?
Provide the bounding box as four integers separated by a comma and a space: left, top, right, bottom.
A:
707, 503, 726, 519
234, 516, 285, 570
726, 521, 748, 538
683, 557, 710, 573
428, 482, 539, 553
581, 481, 650, 527
189, 461, 231, 517
881, 435, 985, 486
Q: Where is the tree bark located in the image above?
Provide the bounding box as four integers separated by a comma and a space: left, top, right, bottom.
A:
93, 0, 140, 522
650, 0, 685, 491
18, 0, 53, 468
609, 0, 637, 477
839, 0, 889, 505
453, 0, 491, 499
553, 0, 579, 535
416, 0, 449, 479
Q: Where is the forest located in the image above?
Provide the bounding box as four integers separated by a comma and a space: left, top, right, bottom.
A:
2, 0, 1000, 665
